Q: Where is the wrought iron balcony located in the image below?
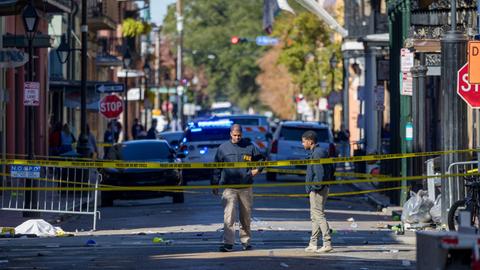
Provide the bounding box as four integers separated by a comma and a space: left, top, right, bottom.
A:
0, 0, 71, 16
88, 0, 118, 31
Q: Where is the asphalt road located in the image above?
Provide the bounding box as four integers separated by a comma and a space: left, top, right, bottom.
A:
0, 174, 416, 270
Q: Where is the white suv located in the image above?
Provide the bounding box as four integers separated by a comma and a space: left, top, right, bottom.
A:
267, 121, 336, 181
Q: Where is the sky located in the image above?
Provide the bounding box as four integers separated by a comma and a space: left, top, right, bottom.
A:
149, 0, 177, 26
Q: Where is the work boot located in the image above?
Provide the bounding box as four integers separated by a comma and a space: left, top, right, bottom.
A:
316, 245, 333, 253
304, 244, 318, 253
219, 244, 234, 252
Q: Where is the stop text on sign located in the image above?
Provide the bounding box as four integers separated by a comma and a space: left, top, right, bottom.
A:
100, 101, 122, 112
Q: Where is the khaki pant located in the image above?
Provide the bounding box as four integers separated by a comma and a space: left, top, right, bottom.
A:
309, 187, 331, 247
222, 188, 253, 245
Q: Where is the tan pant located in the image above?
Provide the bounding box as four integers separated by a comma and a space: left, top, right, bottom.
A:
222, 188, 253, 245
309, 187, 331, 247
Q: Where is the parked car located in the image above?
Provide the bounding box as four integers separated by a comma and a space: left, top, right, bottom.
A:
267, 121, 336, 181
100, 140, 184, 206
214, 114, 271, 155
179, 119, 232, 182
158, 131, 184, 150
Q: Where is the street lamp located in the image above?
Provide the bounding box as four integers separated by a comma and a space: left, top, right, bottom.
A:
22, 2, 38, 156
123, 48, 132, 141
56, 34, 71, 64
143, 61, 151, 127
22, 2, 39, 217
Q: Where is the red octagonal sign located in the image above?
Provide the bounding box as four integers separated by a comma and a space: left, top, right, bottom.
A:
458, 63, 480, 108
99, 94, 123, 119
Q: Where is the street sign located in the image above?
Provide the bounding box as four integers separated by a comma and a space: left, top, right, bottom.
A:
255, 36, 279, 46
400, 48, 414, 96
457, 63, 480, 108
10, 165, 40, 179
468, 41, 480, 83
99, 94, 123, 119
24, 81, 40, 106
95, 83, 125, 93
400, 72, 413, 96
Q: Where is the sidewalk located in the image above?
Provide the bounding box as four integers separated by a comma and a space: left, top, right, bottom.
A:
0, 210, 63, 228
336, 164, 392, 209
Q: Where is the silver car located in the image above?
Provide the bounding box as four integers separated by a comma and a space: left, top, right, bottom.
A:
267, 121, 336, 181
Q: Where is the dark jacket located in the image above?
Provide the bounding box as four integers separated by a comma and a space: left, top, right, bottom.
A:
212, 139, 264, 186
305, 144, 328, 193
146, 127, 157, 139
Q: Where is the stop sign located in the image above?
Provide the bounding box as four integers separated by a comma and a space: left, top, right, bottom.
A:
99, 94, 123, 119
458, 63, 480, 108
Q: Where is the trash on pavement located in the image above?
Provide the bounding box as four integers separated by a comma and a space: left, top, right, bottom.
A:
429, 195, 442, 224
152, 237, 164, 243
401, 190, 434, 224
0, 227, 15, 238
280, 262, 289, 268
15, 219, 65, 237
347, 217, 358, 229
85, 239, 97, 247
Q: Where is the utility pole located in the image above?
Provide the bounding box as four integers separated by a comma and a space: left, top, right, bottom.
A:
388, 0, 411, 205
176, 0, 184, 130
439, 0, 468, 223
76, 0, 89, 156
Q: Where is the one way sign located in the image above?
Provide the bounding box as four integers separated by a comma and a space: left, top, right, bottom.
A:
95, 83, 125, 93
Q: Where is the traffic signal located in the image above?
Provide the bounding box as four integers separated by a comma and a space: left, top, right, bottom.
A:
231, 36, 247, 44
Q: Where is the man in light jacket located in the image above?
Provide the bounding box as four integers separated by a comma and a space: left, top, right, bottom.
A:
302, 130, 333, 253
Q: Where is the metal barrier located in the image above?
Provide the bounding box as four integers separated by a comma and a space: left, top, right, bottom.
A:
440, 161, 477, 224
1, 165, 100, 231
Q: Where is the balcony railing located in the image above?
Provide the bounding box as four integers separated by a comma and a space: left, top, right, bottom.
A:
87, 0, 118, 31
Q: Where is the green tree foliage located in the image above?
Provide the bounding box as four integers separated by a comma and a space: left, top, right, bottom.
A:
162, 1, 264, 109
273, 12, 342, 100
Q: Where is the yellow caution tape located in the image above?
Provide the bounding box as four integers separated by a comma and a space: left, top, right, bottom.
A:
266, 168, 306, 175
468, 168, 479, 173
0, 148, 476, 170
254, 186, 404, 198
334, 172, 390, 178
1, 171, 478, 192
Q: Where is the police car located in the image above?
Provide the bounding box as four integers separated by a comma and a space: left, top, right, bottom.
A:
178, 119, 232, 182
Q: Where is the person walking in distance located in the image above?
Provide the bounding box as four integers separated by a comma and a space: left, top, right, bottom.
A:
146, 119, 158, 139
302, 130, 333, 253
212, 124, 264, 252
131, 118, 144, 140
